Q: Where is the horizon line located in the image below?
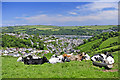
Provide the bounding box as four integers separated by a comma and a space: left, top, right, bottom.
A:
1, 24, 118, 27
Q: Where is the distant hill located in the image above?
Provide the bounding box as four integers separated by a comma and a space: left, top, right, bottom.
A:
1, 25, 117, 35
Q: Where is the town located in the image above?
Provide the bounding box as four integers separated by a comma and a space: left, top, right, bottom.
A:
0, 33, 92, 57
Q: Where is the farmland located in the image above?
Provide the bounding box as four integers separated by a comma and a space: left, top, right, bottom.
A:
99, 37, 118, 49
77, 31, 119, 54
1, 25, 117, 35
77, 39, 102, 52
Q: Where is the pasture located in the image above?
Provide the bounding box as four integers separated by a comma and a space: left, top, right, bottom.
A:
99, 37, 118, 49
1, 25, 117, 33
80, 25, 116, 30
2, 52, 118, 78
77, 39, 102, 51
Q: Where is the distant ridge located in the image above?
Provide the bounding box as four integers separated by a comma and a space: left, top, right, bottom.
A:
1, 25, 117, 36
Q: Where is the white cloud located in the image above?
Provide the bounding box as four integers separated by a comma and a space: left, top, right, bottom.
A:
14, 2, 118, 25
76, 6, 80, 9
75, 2, 118, 12
69, 12, 77, 15
67, 2, 118, 19
2, 24, 29, 26
87, 2, 118, 11
57, 14, 63, 16
16, 9, 117, 24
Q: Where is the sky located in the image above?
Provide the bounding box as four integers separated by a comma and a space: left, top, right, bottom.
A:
2, 0, 120, 2
2, 2, 118, 26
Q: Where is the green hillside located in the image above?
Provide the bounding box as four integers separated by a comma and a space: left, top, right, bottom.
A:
99, 37, 118, 49
79, 25, 117, 30
77, 39, 102, 52
76, 31, 120, 54
95, 45, 120, 53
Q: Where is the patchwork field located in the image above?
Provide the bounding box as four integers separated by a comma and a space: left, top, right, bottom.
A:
2, 51, 118, 78
1, 25, 117, 35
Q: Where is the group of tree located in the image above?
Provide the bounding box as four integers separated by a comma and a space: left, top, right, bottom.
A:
2, 27, 103, 36
84, 31, 119, 43
88, 32, 120, 49
2, 34, 45, 50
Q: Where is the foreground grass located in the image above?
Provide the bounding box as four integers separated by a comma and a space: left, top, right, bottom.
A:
2, 52, 118, 78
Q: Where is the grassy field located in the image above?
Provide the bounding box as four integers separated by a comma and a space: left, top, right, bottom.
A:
2, 51, 118, 78
59, 25, 117, 30
77, 39, 102, 52
1, 25, 117, 35
77, 35, 119, 53
80, 25, 116, 30
95, 45, 120, 53
1, 25, 117, 31
99, 37, 118, 49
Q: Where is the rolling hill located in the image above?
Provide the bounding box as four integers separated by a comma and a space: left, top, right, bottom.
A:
99, 37, 118, 49
1, 25, 117, 35
76, 31, 120, 54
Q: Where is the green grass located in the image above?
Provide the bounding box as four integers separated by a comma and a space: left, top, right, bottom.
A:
81, 25, 116, 30
99, 37, 118, 49
61, 25, 117, 30
95, 45, 120, 53
78, 39, 102, 52
2, 51, 118, 78
1, 25, 117, 32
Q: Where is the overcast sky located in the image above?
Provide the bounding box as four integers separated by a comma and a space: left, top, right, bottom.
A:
2, 1, 118, 26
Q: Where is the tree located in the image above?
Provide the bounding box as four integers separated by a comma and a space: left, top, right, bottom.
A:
38, 42, 44, 50
33, 43, 37, 48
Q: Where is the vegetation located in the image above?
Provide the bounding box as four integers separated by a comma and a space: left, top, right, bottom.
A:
77, 39, 102, 52
1, 25, 117, 35
99, 37, 119, 49
1, 25, 119, 78
2, 51, 118, 78
95, 45, 120, 53
1, 34, 45, 50
77, 31, 120, 54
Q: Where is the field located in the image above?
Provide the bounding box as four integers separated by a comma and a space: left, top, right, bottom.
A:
1, 25, 117, 35
77, 39, 102, 52
77, 35, 119, 54
99, 37, 118, 49
79, 25, 117, 30
1, 25, 117, 30
2, 51, 118, 78
95, 45, 119, 53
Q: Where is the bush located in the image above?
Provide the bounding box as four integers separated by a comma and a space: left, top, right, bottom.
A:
44, 53, 53, 59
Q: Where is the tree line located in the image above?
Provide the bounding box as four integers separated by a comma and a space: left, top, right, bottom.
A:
2, 27, 103, 36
